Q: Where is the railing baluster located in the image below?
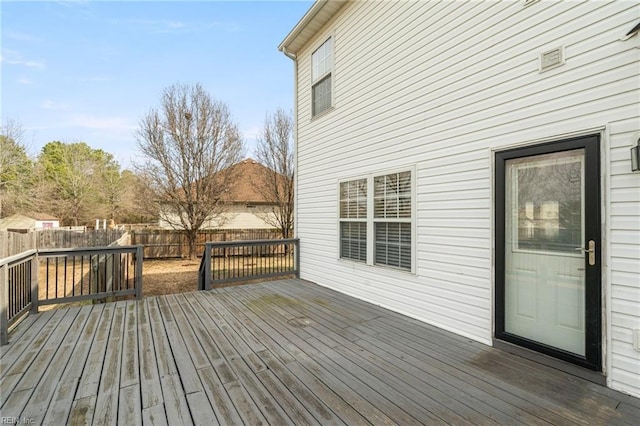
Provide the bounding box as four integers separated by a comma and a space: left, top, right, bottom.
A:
1, 262, 9, 345
30, 255, 38, 314
135, 245, 143, 300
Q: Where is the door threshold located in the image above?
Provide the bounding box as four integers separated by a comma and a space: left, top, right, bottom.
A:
493, 339, 606, 386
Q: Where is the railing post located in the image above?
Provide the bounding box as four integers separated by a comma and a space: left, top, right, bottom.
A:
204, 244, 212, 291
1, 264, 8, 345
135, 245, 143, 300
295, 238, 300, 279
30, 253, 39, 314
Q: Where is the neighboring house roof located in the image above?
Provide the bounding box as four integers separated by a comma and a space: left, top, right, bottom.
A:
278, 0, 346, 55
162, 158, 284, 206
0, 213, 58, 230
220, 158, 281, 204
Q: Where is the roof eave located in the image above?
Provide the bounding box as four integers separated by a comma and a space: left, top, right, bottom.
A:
278, 0, 346, 56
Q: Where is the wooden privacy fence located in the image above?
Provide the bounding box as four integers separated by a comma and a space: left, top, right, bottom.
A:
132, 229, 283, 259
37, 229, 126, 249
1, 245, 143, 345
0, 229, 127, 258
0, 232, 37, 259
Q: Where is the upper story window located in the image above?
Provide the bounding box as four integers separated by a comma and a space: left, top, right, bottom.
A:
311, 37, 332, 116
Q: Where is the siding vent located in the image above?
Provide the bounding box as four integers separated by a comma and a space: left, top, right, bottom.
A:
540, 47, 565, 72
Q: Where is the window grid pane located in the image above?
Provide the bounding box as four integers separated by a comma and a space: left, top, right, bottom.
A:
375, 222, 411, 270
373, 171, 411, 270
312, 37, 332, 81
341, 222, 367, 262
312, 74, 332, 116
374, 172, 411, 218
340, 179, 367, 219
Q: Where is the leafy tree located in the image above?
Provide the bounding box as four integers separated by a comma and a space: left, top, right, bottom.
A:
254, 109, 294, 238
94, 151, 125, 222
0, 120, 33, 218
136, 82, 244, 259
38, 141, 121, 226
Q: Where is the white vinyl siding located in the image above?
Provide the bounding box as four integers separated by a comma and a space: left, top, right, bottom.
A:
311, 37, 333, 116
293, 0, 640, 398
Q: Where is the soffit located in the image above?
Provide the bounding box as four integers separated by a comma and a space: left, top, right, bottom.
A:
279, 0, 346, 55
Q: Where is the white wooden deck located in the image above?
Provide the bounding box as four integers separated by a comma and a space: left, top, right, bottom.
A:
1, 279, 639, 425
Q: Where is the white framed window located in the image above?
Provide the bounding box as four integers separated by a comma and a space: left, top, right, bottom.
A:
374, 171, 412, 270
339, 170, 414, 272
339, 179, 367, 262
311, 37, 332, 116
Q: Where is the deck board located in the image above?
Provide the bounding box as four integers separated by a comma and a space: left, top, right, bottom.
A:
1, 278, 638, 425
252, 284, 478, 424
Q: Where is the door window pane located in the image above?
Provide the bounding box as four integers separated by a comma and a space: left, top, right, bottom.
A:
513, 155, 583, 252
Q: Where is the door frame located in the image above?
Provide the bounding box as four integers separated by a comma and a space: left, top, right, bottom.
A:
495, 134, 602, 371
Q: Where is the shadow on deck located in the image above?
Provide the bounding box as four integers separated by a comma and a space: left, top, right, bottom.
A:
1, 279, 639, 425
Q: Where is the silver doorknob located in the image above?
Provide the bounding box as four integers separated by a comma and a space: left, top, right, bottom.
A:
575, 240, 596, 266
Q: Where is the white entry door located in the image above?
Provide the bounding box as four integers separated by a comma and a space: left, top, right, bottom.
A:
496, 135, 601, 370
505, 150, 585, 355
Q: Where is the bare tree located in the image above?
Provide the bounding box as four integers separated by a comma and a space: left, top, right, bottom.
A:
254, 109, 294, 238
136, 83, 244, 258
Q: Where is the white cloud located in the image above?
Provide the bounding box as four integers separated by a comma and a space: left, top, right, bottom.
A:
17, 77, 33, 85
69, 114, 137, 131
0, 49, 45, 69
111, 17, 239, 34
41, 100, 70, 110
111, 18, 187, 34
242, 126, 262, 140
167, 21, 185, 29
6, 31, 44, 43
207, 21, 242, 33
80, 75, 112, 82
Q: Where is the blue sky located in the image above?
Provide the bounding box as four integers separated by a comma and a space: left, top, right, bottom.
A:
1, 0, 312, 168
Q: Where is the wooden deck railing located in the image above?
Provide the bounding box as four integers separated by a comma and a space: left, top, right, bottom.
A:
0, 250, 38, 345
38, 246, 144, 306
1, 245, 143, 345
198, 238, 300, 290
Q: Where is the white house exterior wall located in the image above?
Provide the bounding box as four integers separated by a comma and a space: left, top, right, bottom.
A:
292, 1, 640, 397
34, 220, 60, 229
216, 205, 279, 230
159, 205, 278, 230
